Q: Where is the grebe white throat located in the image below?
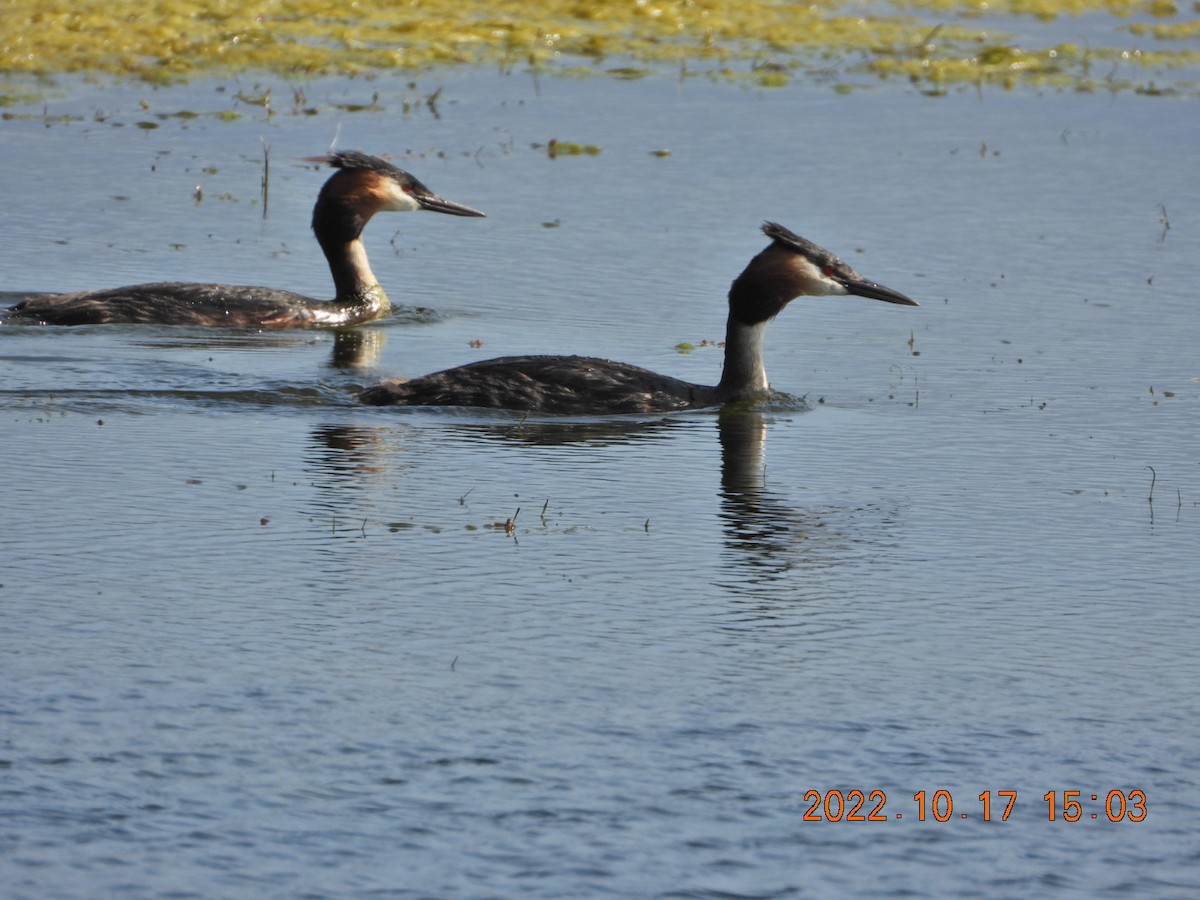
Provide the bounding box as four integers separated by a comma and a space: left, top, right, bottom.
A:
716, 319, 770, 401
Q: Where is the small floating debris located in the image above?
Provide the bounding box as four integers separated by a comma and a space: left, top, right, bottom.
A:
605, 67, 653, 80
333, 92, 383, 113
234, 88, 271, 107
675, 339, 723, 354
544, 138, 601, 158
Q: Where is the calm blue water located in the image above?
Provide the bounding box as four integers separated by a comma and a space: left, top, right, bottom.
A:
2, 67, 1198, 897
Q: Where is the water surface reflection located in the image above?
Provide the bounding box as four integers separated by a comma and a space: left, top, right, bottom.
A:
716, 409, 856, 591
299, 409, 876, 593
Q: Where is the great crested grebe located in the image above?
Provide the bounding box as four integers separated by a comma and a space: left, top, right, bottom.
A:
360, 221, 918, 414
4, 151, 484, 328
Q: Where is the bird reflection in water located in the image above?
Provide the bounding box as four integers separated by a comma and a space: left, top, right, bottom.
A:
301, 410, 885, 582
327, 328, 384, 370
716, 409, 833, 587
306, 424, 392, 494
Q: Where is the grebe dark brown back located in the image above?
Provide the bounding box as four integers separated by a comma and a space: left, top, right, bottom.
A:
360, 222, 918, 414
4, 151, 484, 328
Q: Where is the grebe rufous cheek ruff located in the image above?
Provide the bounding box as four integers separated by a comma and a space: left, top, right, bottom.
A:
359, 221, 919, 414
4, 151, 484, 328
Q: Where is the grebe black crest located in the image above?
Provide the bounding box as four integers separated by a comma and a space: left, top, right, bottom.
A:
360, 222, 918, 414
4, 151, 484, 328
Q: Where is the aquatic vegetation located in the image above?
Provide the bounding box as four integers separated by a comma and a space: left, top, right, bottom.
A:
545, 138, 602, 157
1, 0, 1197, 94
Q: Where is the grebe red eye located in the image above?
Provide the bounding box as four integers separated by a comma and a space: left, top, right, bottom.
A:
822, 264, 835, 277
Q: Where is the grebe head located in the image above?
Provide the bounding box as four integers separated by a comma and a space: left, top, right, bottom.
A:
306, 151, 485, 242
729, 221, 918, 325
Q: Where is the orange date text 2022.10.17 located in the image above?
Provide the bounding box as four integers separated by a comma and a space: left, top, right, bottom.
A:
803, 789, 1147, 822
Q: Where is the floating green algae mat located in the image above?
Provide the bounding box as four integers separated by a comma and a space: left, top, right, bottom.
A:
2, 0, 1198, 94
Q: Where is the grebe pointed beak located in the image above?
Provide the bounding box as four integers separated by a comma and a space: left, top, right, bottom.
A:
415, 192, 486, 218
843, 277, 919, 306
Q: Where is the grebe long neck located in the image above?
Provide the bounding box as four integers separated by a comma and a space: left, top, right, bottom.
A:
312, 189, 391, 314
715, 317, 770, 402
319, 228, 388, 309
712, 242, 796, 403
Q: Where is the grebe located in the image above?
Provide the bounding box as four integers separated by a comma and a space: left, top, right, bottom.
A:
360, 222, 918, 414
5, 151, 484, 328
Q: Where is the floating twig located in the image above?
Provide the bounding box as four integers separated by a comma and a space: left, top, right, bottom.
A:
915, 24, 943, 57
260, 138, 270, 219
425, 87, 442, 119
